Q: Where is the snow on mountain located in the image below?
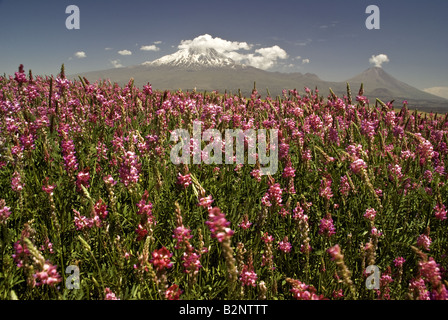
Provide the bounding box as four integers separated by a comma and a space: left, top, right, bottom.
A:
142, 47, 244, 70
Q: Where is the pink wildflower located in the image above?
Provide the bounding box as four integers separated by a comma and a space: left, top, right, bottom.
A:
319, 178, 333, 200
394, 257, 406, 268
73, 209, 93, 231
350, 158, 367, 174
282, 165, 296, 178
288, 278, 324, 300
198, 195, 214, 209
182, 245, 202, 275
11, 171, 24, 192
149, 247, 173, 271
173, 226, 193, 249
104, 288, 120, 300
339, 175, 351, 197
205, 207, 234, 242
177, 173, 192, 188
0, 199, 11, 224
165, 284, 183, 300
417, 233, 432, 251
238, 215, 252, 230
239, 264, 258, 287
319, 215, 336, 237
434, 203, 447, 221
364, 208, 377, 221
76, 168, 90, 192
119, 151, 141, 188
278, 236, 292, 253
33, 261, 62, 287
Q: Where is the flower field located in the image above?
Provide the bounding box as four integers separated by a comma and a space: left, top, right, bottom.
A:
0, 64, 447, 300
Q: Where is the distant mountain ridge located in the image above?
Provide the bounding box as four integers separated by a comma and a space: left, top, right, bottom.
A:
72, 48, 448, 112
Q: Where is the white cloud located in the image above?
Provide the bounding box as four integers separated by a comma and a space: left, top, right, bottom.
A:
105, 47, 112, 51
118, 49, 132, 56
154, 41, 162, 44
140, 45, 160, 51
302, 58, 310, 64
369, 54, 389, 68
110, 59, 123, 68
177, 34, 288, 70
423, 86, 448, 99
74, 51, 86, 59
240, 46, 288, 69
179, 34, 252, 52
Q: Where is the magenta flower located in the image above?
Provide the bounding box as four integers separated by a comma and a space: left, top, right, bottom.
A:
327, 244, 341, 261
409, 278, 430, 300
42, 177, 56, 196
12, 240, 30, 268
238, 215, 252, 230
339, 175, 351, 197
364, 208, 377, 221
177, 173, 192, 188
103, 175, 117, 186
350, 158, 367, 174
319, 215, 336, 237
261, 182, 283, 207
434, 203, 447, 221
173, 225, 193, 249
388, 164, 403, 180
11, 171, 24, 192
198, 195, 214, 209
94, 199, 108, 220
14, 64, 27, 84
182, 245, 202, 275
165, 284, 183, 300
278, 236, 292, 253
104, 288, 120, 300
73, 209, 93, 231
417, 233, 432, 251
419, 257, 442, 287
319, 178, 333, 200
119, 151, 141, 188
205, 207, 234, 242
61, 138, 78, 175
33, 261, 62, 287
261, 232, 274, 244
76, 168, 90, 192
288, 278, 323, 300
250, 169, 261, 182
282, 165, 296, 178
135, 223, 148, 241
136, 190, 153, 216
150, 247, 173, 271
239, 264, 258, 287
0, 199, 11, 224
394, 257, 406, 268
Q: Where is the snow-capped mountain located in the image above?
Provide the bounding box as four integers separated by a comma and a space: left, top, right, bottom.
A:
142, 47, 243, 70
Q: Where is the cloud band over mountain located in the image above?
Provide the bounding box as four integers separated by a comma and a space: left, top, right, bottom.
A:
147, 34, 289, 70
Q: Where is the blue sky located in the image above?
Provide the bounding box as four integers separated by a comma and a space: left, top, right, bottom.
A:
1, 0, 447, 93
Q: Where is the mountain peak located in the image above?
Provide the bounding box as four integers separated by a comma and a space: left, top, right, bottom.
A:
143, 47, 243, 70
